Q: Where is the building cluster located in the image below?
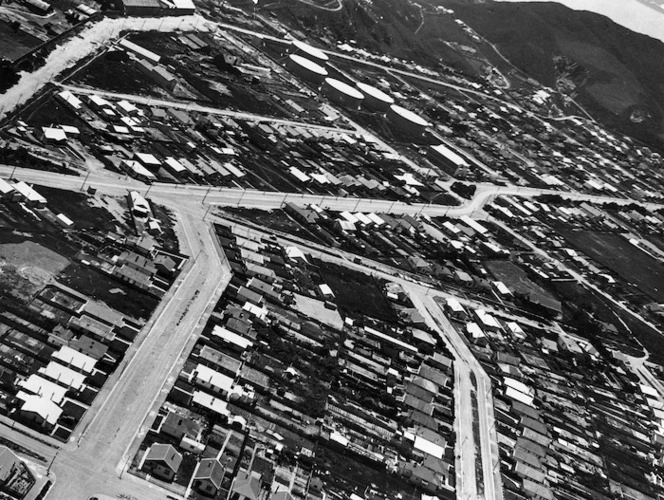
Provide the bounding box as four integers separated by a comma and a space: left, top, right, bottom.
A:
0, 182, 184, 441
488, 194, 664, 348
280, 202, 563, 319
0, 446, 36, 500
4, 32, 454, 206
452, 304, 664, 500
133, 222, 457, 500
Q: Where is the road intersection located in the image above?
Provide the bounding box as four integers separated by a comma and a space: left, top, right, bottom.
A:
2, 12, 663, 500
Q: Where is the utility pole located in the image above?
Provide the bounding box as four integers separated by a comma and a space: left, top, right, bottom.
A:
202, 184, 212, 204
80, 170, 91, 191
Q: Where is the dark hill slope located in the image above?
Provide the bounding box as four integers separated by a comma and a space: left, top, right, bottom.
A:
448, 0, 664, 147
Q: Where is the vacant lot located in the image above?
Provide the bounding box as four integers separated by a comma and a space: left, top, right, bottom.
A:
486, 260, 562, 313
57, 262, 158, 321
0, 241, 69, 299
36, 186, 122, 232
562, 230, 664, 302
0, 20, 42, 62
314, 259, 397, 322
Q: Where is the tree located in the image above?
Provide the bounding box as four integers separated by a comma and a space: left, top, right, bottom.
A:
0, 59, 19, 93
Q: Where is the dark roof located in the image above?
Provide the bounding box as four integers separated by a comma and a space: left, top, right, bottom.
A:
144, 443, 182, 472
0, 447, 21, 483
232, 471, 261, 500
161, 412, 200, 440
194, 458, 225, 488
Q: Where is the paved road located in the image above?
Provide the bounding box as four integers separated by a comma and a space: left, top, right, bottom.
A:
0, 14, 215, 120
56, 84, 358, 134
31, 197, 229, 499
209, 215, 501, 500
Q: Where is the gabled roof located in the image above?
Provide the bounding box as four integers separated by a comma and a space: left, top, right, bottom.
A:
232, 471, 262, 500
194, 458, 225, 488
144, 443, 182, 472
17, 393, 62, 425
0, 446, 22, 483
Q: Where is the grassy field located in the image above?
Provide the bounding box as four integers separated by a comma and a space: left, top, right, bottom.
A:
0, 20, 42, 62
561, 230, 664, 302
485, 260, 561, 313
0, 241, 69, 300
57, 262, 158, 321
36, 186, 121, 232
314, 259, 397, 323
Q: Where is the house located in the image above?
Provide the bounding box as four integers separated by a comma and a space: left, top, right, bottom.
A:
284, 203, 319, 224
15, 393, 62, 431
161, 411, 200, 442
141, 443, 182, 482
12, 182, 46, 208
229, 470, 262, 500
193, 458, 225, 497
0, 446, 35, 500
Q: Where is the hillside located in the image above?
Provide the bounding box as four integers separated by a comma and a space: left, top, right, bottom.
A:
262, 0, 664, 149
444, 0, 664, 147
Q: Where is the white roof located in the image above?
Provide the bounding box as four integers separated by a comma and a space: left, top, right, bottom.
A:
336, 220, 356, 232
117, 100, 138, 113
389, 105, 430, 127
60, 125, 80, 135
52, 346, 96, 373
466, 322, 485, 339
113, 125, 131, 134
118, 39, 161, 64
413, 435, 444, 459
42, 127, 67, 142
164, 157, 186, 173
442, 221, 460, 234
194, 364, 234, 393
243, 302, 268, 320
319, 284, 334, 296
211, 325, 253, 350
356, 82, 394, 104
288, 54, 328, 76
124, 160, 156, 180
353, 212, 373, 226
493, 281, 511, 295
431, 143, 468, 167
330, 430, 349, 447
505, 386, 534, 407
88, 94, 112, 108
640, 384, 659, 398
56, 213, 74, 227
292, 40, 329, 61
19, 375, 66, 404
367, 213, 385, 226
460, 215, 488, 235
129, 191, 150, 213
504, 377, 533, 397
192, 390, 229, 416
135, 152, 161, 166
475, 309, 501, 329
225, 163, 245, 178
324, 78, 364, 100
506, 322, 525, 337
446, 296, 466, 313
39, 362, 86, 390
364, 326, 417, 352
286, 246, 307, 261
339, 211, 359, 224
58, 90, 82, 109
289, 167, 310, 183
17, 393, 62, 425
13, 182, 46, 204
0, 178, 14, 195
